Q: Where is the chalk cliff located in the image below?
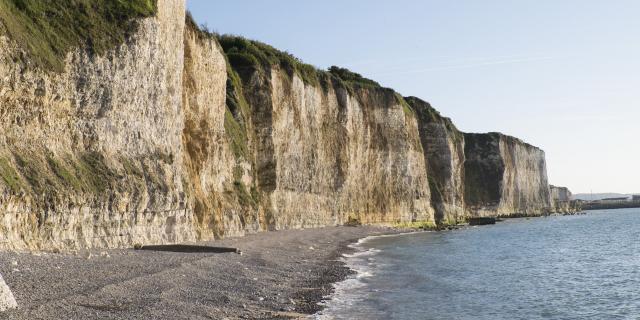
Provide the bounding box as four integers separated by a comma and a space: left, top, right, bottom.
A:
0, 0, 558, 250
0, 0, 197, 250
406, 97, 466, 225
550, 185, 581, 214
464, 133, 552, 217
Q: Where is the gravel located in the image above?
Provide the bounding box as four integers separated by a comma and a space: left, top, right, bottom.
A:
0, 226, 394, 319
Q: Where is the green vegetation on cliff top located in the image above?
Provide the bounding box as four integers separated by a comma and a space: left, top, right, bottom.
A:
328, 66, 381, 88
0, 0, 157, 71
405, 96, 448, 123
217, 34, 322, 86
217, 34, 385, 91
405, 96, 464, 143
465, 131, 540, 151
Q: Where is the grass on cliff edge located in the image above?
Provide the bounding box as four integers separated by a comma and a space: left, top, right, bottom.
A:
218, 34, 321, 86
0, 0, 157, 72
328, 66, 381, 88
217, 34, 384, 91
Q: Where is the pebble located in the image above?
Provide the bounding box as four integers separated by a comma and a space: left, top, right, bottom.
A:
0, 226, 383, 318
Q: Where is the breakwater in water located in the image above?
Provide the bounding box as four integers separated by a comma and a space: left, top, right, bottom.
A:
582, 200, 640, 211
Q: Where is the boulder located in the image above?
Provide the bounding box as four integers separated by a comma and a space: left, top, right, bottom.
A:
0, 273, 17, 311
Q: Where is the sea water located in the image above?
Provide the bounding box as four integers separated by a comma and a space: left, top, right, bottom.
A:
316, 209, 640, 320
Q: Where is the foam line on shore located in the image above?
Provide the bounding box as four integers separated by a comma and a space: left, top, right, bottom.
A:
313, 230, 430, 319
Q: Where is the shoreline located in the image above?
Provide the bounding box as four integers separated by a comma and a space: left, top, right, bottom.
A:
0, 216, 569, 319
310, 230, 431, 318
295, 229, 429, 316
0, 226, 402, 319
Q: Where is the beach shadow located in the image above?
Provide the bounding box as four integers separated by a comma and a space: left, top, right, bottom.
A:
139, 244, 238, 254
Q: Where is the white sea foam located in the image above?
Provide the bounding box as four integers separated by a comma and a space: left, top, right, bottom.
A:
314, 251, 375, 319
313, 231, 428, 319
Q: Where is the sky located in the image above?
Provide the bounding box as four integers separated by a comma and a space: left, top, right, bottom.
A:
187, 0, 640, 194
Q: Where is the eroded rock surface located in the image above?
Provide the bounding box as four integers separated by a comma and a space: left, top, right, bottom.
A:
0, 0, 561, 250
551, 185, 581, 214
0, 0, 194, 250
259, 71, 434, 228
407, 97, 466, 225
464, 133, 552, 217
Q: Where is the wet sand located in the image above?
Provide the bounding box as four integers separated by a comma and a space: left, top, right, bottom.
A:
0, 226, 397, 319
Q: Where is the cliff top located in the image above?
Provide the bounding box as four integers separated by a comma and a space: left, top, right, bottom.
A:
216, 34, 392, 92
405, 96, 454, 123
0, 0, 157, 72
465, 132, 542, 151
217, 34, 322, 86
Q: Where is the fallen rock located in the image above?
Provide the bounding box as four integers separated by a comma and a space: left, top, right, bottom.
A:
0, 273, 17, 311
468, 217, 497, 226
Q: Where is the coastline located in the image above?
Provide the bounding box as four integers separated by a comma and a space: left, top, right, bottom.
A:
302, 230, 430, 317
0, 226, 401, 320
0, 218, 572, 319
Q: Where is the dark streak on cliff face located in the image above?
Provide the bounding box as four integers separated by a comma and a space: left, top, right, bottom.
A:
464, 133, 552, 217
464, 133, 504, 208
407, 97, 466, 225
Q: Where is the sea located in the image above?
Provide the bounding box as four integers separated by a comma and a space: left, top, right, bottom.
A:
315, 209, 640, 320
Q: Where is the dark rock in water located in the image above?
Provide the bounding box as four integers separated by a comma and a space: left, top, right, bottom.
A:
468, 217, 496, 226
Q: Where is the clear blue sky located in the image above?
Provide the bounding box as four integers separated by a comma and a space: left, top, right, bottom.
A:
187, 0, 640, 194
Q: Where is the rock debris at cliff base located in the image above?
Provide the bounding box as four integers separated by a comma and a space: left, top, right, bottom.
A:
0, 274, 17, 312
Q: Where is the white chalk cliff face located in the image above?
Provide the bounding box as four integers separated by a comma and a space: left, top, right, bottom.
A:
551, 185, 572, 202
0, 0, 194, 250
550, 185, 580, 213
0, 0, 560, 251
464, 133, 552, 217
257, 71, 434, 228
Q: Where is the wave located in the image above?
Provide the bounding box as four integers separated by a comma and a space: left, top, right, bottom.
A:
313, 231, 430, 319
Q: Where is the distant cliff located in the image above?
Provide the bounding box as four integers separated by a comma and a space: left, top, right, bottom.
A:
550, 186, 582, 213
0, 0, 566, 250
464, 133, 552, 217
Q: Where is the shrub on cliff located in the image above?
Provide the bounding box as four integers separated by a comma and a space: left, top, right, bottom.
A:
217, 35, 390, 94
218, 34, 322, 86
328, 66, 380, 88
0, 0, 157, 71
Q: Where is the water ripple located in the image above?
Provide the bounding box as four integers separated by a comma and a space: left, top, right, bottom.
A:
317, 209, 640, 320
